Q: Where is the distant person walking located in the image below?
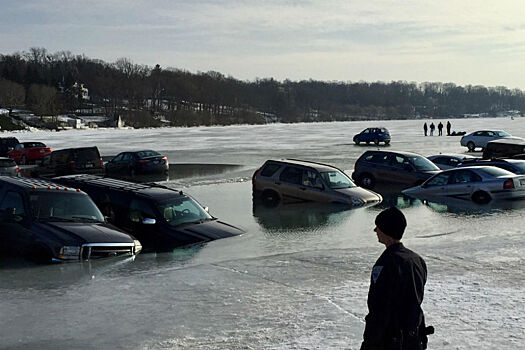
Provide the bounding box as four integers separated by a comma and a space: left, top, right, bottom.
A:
423, 123, 428, 136
360, 207, 433, 350
437, 122, 443, 136
446, 121, 451, 136
429, 122, 435, 136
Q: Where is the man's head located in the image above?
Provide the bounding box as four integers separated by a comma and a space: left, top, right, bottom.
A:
374, 207, 406, 243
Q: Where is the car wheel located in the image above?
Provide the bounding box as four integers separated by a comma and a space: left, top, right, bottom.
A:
359, 173, 375, 189
262, 189, 280, 207
472, 191, 491, 204
467, 141, 475, 152
373, 138, 380, 145
354, 138, 360, 145
384, 140, 390, 145
21, 155, 27, 165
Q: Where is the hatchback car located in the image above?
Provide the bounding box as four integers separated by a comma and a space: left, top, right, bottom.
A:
105, 150, 169, 176
252, 159, 382, 206
7, 141, 52, 164
460, 130, 524, 151
427, 154, 479, 170
31, 146, 104, 177
352, 150, 440, 189
402, 166, 525, 204
353, 127, 390, 145
52, 174, 244, 251
0, 176, 141, 263
0, 157, 20, 176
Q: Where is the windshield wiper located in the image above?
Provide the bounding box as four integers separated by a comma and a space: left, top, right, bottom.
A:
38, 217, 76, 222
71, 216, 104, 223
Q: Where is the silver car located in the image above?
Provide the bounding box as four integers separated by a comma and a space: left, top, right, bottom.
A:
460, 130, 524, 151
0, 157, 20, 176
252, 159, 382, 207
402, 166, 525, 204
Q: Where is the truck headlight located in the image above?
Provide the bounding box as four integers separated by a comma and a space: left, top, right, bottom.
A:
58, 246, 81, 260
133, 240, 142, 254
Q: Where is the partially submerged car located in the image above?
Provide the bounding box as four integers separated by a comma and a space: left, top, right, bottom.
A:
52, 174, 244, 250
353, 127, 390, 145
458, 158, 525, 175
0, 176, 141, 263
352, 150, 440, 189
105, 150, 169, 176
402, 166, 525, 204
252, 159, 382, 206
460, 130, 524, 151
427, 153, 479, 170
31, 146, 104, 177
482, 138, 525, 159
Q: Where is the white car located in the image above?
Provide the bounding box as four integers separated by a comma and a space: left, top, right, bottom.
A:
460, 130, 524, 151
402, 166, 525, 204
427, 154, 479, 170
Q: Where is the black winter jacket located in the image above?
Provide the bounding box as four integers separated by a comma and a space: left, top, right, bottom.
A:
361, 243, 428, 350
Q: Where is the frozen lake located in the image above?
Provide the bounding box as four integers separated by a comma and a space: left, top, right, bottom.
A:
1, 117, 525, 349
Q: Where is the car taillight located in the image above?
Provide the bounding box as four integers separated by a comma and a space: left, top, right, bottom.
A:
139, 160, 149, 165
503, 179, 515, 189
100, 158, 104, 168
15, 167, 21, 173
162, 156, 168, 164
69, 161, 76, 170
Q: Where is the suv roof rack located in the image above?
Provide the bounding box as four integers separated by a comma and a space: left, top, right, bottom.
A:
0, 175, 68, 189
54, 174, 183, 195
283, 158, 339, 168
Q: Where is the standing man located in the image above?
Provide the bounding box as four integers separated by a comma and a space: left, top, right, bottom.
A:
437, 122, 443, 136
429, 122, 435, 136
423, 123, 428, 136
446, 121, 452, 136
360, 207, 432, 350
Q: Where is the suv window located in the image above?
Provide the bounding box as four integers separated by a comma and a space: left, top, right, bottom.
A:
279, 166, 302, 185
364, 153, 391, 164
0, 191, 25, 216
129, 199, 156, 223
53, 150, 70, 163
301, 169, 322, 188
391, 155, 409, 169
261, 163, 281, 177
75, 148, 99, 162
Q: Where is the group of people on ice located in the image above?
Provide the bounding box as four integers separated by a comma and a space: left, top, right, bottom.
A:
423, 121, 451, 136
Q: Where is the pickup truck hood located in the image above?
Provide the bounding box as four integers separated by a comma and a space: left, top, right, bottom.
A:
36, 221, 134, 244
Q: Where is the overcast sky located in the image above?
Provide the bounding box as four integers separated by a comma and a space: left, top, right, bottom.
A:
3, 0, 525, 88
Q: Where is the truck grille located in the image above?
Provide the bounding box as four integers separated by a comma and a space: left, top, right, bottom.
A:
81, 243, 135, 260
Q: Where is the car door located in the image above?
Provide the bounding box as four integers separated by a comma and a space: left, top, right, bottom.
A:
0, 189, 33, 254
446, 169, 482, 198
9, 144, 23, 163
105, 153, 123, 174
278, 166, 306, 202
418, 173, 451, 197
298, 169, 333, 202
125, 198, 160, 246
388, 154, 414, 184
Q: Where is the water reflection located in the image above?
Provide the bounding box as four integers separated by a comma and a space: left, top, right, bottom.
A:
168, 163, 243, 179
252, 201, 354, 232
369, 184, 421, 209
422, 197, 525, 215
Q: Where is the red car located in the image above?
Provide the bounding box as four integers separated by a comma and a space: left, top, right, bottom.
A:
8, 142, 52, 164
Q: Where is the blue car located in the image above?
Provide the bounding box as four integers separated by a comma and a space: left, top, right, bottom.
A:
353, 127, 391, 145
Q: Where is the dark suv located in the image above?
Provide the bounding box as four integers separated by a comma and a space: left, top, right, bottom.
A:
52, 174, 244, 250
0, 176, 141, 263
0, 137, 19, 157
352, 150, 440, 189
31, 146, 104, 177
353, 127, 390, 145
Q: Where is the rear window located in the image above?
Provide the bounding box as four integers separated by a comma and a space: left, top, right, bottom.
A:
23, 142, 45, 148
74, 148, 100, 161
0, 159, 16, 167
260, 162, 281, 177
363, 153, 390, 164
136, 150, 160, 158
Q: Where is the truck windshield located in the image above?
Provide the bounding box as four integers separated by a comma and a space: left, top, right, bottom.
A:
157, 196, 212, 226
30, 192, 105, 222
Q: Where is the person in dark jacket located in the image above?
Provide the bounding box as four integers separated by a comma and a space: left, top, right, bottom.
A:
361, 207, 431, 350
423, 123, 428, 136
446, 121, 451, 136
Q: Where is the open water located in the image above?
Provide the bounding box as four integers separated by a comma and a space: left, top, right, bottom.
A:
1, 117, 525, 349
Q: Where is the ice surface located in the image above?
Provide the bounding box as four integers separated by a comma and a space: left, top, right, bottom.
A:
1, 117, 525, 349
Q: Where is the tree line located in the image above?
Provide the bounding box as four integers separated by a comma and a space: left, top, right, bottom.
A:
1, 47, 525, 129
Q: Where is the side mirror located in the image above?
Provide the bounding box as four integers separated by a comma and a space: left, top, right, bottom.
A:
142, 218, 156, 225
203, 206, 209, 213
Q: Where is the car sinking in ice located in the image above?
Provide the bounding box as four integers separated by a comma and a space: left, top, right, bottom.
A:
402, 166, 525, 204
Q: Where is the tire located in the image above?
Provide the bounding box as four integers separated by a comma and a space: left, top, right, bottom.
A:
472, 191, 491, 204
262, 189, 280, 207
373, 138, 380, 145
467, 141, 475, 152
384, 140, 390, 145
359, 173, 375, 189
354, 138, 360, 145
